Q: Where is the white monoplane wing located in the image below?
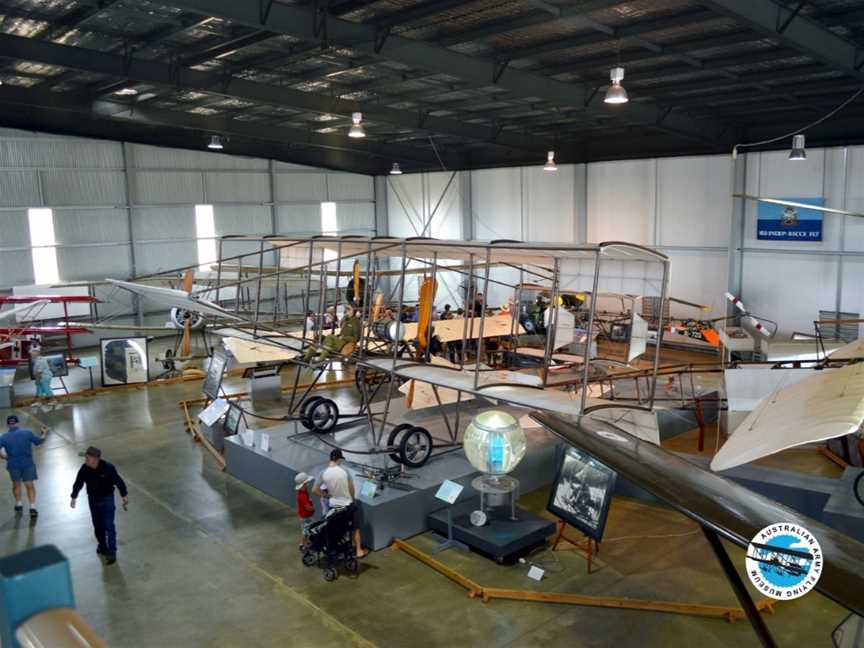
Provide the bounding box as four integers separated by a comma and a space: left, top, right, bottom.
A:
829, 337, 864, 361
107, 279, 242, 321
365, 358, 659, 444
711, 362, 864, 471
0, 300, 50, 323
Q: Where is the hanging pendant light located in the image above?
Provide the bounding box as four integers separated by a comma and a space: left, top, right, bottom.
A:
604, 66, 629, 104
207, 135, 224, 150
789, 134, 807, 161
543, 151, 557, 171
390, 162, 403, 175
348, 112, 366, 138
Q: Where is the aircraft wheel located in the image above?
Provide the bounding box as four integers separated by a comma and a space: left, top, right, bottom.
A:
306, 398, 339, 434
299, 396, 324, 428
399, 427, 433, 468
854, 472, 864, 508
386, 423, 415, 463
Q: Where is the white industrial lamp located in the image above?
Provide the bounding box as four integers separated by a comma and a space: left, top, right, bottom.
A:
348, 112, 366, 138
390, 162, 403, 175
543, 151, 557, 171
207, 135, 224, 150
604, 66, 629, 104
789, 134, 806, 161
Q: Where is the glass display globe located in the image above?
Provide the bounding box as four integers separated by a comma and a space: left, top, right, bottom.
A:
463, 410, 527, 476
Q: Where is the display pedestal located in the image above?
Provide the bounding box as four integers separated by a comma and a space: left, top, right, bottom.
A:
551, 519, 599, 574
431, 508, 469, 554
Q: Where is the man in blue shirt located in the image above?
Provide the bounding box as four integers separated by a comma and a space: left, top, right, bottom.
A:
0, 414, 48, 518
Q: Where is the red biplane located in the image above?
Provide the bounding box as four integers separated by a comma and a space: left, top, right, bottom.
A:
0, 295, 97, 367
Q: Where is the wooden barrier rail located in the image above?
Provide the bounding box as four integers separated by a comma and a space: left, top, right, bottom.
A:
392, 539, 779, 623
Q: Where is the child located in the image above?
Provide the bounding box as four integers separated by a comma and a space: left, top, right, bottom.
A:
295, 472, 315, 550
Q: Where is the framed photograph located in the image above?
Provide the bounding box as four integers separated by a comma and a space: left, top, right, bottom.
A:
202, 352, 227, 399
100, 337, 148, 387
547, 445, 617, 542
28, 353, 68, 379
223, 402, 244, 436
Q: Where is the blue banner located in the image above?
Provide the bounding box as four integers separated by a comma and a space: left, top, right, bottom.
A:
757, 197, 824, 241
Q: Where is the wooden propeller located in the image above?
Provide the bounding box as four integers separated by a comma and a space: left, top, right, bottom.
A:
181, 269, 194, 357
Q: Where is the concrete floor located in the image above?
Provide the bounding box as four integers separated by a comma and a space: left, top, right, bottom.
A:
0, 368, 851, 647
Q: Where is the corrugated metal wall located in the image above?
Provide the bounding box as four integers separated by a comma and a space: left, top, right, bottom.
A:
386, 150, 864, 337
0, 129, 376, 298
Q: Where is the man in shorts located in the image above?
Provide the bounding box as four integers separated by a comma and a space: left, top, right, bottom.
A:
0, 415, 48, 518
314, 449, 367, 558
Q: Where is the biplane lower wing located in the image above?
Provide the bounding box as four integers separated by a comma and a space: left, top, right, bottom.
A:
106, 279, 242, 321
712, 363, 864, 471
532, 411, 864, 618
363, 358, 660, 444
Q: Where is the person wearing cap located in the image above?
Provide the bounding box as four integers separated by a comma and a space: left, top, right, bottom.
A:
295, 472, 315, 550
70, 447, 128, 565
314, 449, 367, 559
0, 414, 48, 518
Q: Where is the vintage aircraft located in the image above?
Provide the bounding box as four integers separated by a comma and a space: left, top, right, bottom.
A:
0, 295, 97, 367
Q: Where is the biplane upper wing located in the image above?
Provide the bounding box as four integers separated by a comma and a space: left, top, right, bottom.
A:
363, 358, 660, 443
106, 279, 242, 321
711, 362, 864, 471
532, 411, 864, 617
0, 300, 50, 323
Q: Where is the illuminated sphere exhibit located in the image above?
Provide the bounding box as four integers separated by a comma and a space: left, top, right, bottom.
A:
463, 410, 527, 476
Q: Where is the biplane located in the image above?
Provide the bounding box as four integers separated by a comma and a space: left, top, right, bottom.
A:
0, 294, 97, 367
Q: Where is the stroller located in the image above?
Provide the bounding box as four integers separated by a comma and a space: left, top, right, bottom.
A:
301, 505, 359, 581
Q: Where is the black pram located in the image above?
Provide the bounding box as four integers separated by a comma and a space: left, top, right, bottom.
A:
301, 504, 358, 581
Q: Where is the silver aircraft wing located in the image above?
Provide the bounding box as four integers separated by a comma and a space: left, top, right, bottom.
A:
533, 411, 864, 618
106, 279, 242, 321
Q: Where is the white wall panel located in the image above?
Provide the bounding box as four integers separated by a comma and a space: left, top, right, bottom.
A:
130, 144, 267, 170
336, 203, 375, 233
0, 139, 121, 168
658, 156, 731, 247
742, 252, 838, 335
132, 207, 195, 240
276, 204, 323, 233
840, 258, 864, 322
215, 205, 271, 236
841, 146, 864, 253
204, 171, 269, 203
0, 250, 34, 288
57, 246, 131, 281
587, 159, 655, 245
42, 170, 126, 206
0, 209, 30, 246
387, 174, 425, 238
131, 171, 204, 204
328, 173, 374, 201
0, 171, 40, 206
665, 250, 728, 317
523, 165, 576, 242
134, 240, 197, 275
53, 208, 128, 245
472, 168, 522, 240
274, 172, 326, 202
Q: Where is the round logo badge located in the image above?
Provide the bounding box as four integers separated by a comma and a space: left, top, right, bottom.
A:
746, 523, 822, 600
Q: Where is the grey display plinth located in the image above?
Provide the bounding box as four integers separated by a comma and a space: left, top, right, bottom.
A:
225, 404, 561, 551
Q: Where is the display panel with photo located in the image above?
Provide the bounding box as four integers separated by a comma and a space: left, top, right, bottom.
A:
202, 352, 227, 399
547, 446, 617, 541
28, 353, 68, 379
100, 337, 148, 386
223, 402, 243, 436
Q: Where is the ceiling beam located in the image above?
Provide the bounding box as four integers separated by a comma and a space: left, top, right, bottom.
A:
161, 0, 732, 146
437, 0, 627, 46
179, 30, 276, 67
0, 101, 387, 175
0, 32, 546, 153
698, 0, 864, 81
0, 84, 457, 169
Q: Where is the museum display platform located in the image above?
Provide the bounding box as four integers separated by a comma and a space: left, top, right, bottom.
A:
427, 499, 556, 564
224, 398, 561, 550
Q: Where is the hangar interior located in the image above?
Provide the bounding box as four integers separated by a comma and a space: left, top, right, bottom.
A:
0, 1, 863, 648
